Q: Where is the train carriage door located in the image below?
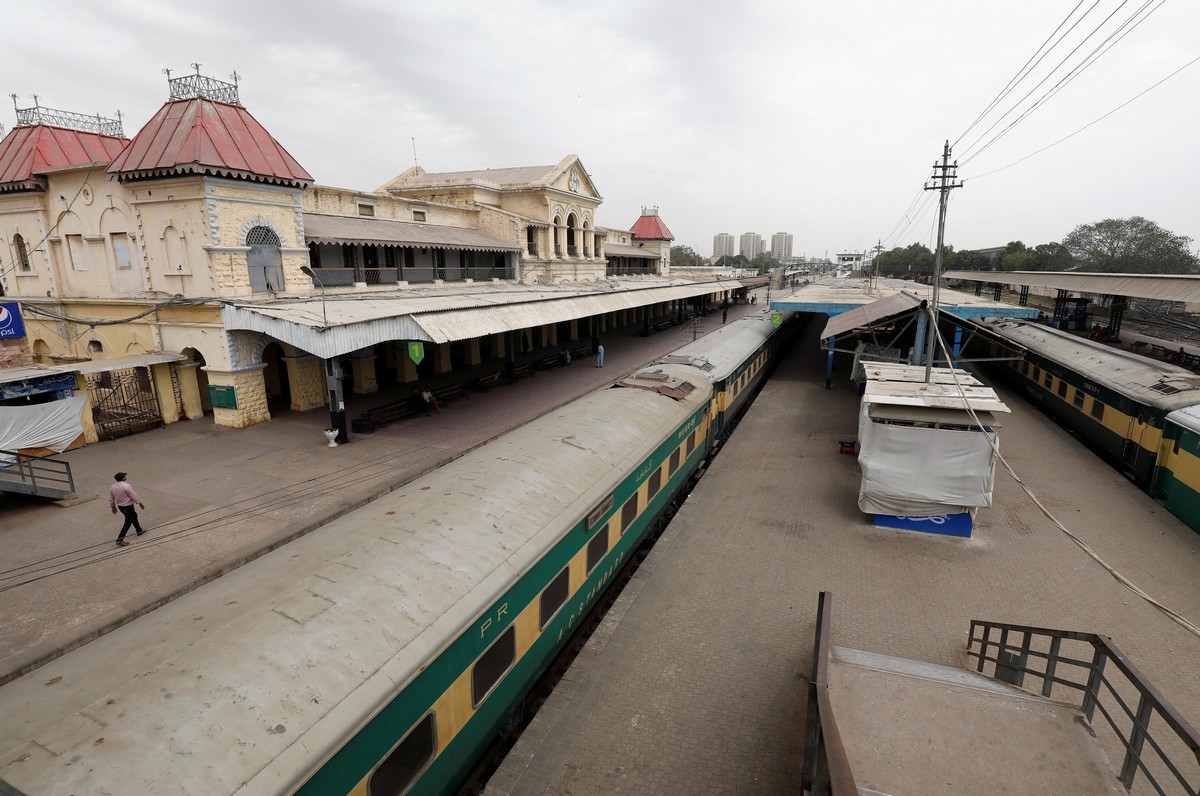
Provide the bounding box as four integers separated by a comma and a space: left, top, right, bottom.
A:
1120, 412, 1149, 479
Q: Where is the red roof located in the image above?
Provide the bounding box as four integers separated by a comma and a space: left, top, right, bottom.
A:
0, 125, 128, 191
108, 98, 312, 186
630, 213, 674, 241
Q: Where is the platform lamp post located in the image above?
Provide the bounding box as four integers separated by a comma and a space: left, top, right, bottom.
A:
300, 265, 347, 444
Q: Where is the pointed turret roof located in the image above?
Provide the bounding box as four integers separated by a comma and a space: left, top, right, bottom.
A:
631, 207, 674, 241
108, 96, 312, 187
0, 124, 128, 192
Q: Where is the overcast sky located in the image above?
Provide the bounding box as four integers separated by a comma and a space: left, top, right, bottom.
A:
5, 1, 1198, 259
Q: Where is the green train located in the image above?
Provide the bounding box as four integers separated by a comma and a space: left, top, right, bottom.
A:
0, 310, 799, 795
976, 318, 1200, 535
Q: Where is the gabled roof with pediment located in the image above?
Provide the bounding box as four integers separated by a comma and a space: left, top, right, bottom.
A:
379, 154, 602, 200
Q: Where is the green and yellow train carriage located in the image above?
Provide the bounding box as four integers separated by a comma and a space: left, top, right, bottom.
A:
0, 310, 797, 796
977, 318, 1200, 533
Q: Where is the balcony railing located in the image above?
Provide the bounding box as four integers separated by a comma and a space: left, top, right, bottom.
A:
606, 263, 657, 276
306, 265, 513, 287
567, 245, 578, 257
527, 243, 539, 257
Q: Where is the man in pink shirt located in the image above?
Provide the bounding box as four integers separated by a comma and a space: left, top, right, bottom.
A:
109, 472, 146, 547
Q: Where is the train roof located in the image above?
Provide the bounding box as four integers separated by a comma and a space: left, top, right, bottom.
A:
977, 318, 1200, 410
659, 308, 791, 380
0, 373, 712, 793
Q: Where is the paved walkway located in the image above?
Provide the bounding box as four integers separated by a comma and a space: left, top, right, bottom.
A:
486, 319, 1200, 795
0, 297, 766, 683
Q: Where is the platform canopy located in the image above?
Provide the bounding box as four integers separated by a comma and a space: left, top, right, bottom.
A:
222, 277, 742, 360
943, 271, 1200, 304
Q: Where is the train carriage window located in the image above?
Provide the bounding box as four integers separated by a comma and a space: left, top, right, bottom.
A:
647, 469, 662, 501
540, 567, 570, 629
1032, 367, 1041, 382
1056, 380, 1068, 399
620, 493, 639, 534
1090, 400, 1105, 421
368, 713, 436, 796
586, 529, 608, 572
1043, 372, 1054, 389
686, 431, 696, 456
1072, 388, 1085, 409
669, 448, 681, 476
472, 627, 516, 707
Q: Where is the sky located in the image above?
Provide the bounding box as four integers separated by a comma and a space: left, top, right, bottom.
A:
4, 1, 1199, 260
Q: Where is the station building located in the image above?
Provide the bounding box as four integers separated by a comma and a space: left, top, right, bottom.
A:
0, 71, 735, 444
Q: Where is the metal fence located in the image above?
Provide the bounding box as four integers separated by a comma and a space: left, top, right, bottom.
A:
308, 265, 513, 287
0, 450, 75, 498
967, 620, 1200, 794
801, 592, 859, 795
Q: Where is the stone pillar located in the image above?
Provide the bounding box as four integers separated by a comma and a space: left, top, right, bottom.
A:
569, 319, 579, 342
599, 313, 607, 333
349, 351, 379, 395
283, 355, 327, 411
491, 334, 506, 360
151, 362, 183, 425
466, 338, 482, 366
206, 364, 271, 429
176, 361, 205, 420
544, 324, 558, 347
74, 374, 99, 444
397, 353, 418, 384
431, 343, 452, 375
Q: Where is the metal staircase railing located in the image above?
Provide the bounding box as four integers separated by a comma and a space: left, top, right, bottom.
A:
967, 620, 1200, 794
0, 450, 75, 498
801, 592, 858, 795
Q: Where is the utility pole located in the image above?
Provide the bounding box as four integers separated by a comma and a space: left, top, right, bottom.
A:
922, 140, 962, 383
871, 239, 883, 293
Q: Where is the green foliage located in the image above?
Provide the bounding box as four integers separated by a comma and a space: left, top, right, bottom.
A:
1061, 217, 1199, 274
1000, 251, 1033, 271
670, 245, 705, 268
1028, 242, 1073, 272
874, 243, 935, 278
947, 249, 990, 271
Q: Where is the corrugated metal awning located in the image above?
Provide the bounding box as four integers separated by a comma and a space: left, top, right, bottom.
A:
0, 364, 78, 385
304, 213, 520, 252
222, 280, 743, 360
862, 378, 1011, 414
71, 352, 188, 374
944, 270, 1200, 303
605, 242, 658, 260
820, 292, 922, 339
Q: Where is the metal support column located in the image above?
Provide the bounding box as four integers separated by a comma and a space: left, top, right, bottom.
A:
505, 330, 517, 384
1019, 285, 1029, 306
992, 283, 1002, 301
825, 335, 835, 389
1107, 296, 1127, 340
1053, 289, 1069, 327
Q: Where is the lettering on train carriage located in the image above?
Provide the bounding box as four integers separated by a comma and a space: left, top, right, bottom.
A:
636, 459, 655, 482
1083, 381, 1100, 396
676, 415, 698, 440
478, 602, 510, 639
558, 550, 626, 640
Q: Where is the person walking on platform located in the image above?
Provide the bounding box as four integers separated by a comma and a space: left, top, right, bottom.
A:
595, 343, 605, 368
722, 309, 728, 324
109, 472, 146, 547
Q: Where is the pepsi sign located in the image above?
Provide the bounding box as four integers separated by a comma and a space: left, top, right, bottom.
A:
0, 302, 27, 339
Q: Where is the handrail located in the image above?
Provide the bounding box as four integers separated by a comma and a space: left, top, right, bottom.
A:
802, 592, 858, 795
967, 619, 1200, 794
0, 449, 75, 497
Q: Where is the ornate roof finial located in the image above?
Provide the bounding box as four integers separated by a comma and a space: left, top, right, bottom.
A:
191, 62, 202, 76
165, 65, 242, 105
161, 67, 173, 80
229, 70, 241, 89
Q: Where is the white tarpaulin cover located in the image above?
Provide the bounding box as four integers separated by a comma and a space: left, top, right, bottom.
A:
856, 403, 999, 516
0, 396, 87, 456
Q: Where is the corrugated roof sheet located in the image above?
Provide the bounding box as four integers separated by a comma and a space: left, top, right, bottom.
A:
391, 164, 557, 188
108, 98, 312, 186
72, 352, 188, 374
0, 125, 128, 191
945, 270, 1200, 304
863, 377, 1011, 414
630, 213, 674, 240
0, 363, 79, 385
820, 292, 922, 339
304, 213, 519, 252
605, 242, 658, 259
222, 279, 743, 359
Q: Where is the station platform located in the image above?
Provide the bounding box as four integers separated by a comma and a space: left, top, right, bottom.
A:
0, 296, 766, 684
484, 319, 1200, 794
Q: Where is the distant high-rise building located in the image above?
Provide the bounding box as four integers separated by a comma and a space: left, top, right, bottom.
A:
712, 232, 734, 260
740, 232, 764, 259
771, 232, 793, 261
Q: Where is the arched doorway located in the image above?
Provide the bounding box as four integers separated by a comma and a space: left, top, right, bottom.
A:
566, 213, 578, 256
261, 342, 292, 410
181, 347, 211, 414
246, 225, 283, 292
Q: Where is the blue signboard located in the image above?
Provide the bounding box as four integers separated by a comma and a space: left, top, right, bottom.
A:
0, 302, 26, 340
874, 512, 973, 538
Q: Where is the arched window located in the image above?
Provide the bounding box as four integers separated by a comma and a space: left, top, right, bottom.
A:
245, 225, 283, 292
14, 233, 31, 272
566, 213, 578, 256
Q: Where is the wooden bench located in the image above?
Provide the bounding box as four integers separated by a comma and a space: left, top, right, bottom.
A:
535, 353, 565, 371
471, 371, 505, 392
513, 363, 534, 381
357, 399, 422, 431
433, 383, 469, 404
1152, 344, 1169, 360
651, 320, 673, 333
571, 344, 591, 360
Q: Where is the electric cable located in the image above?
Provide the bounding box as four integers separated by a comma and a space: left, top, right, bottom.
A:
929, 318, 1200, 640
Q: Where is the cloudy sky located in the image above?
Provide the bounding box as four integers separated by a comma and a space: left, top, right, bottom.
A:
5, 1, 1198, 259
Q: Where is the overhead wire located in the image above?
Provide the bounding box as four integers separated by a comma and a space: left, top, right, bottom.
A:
929, 319, 1200, 640
961, 0, 1165, 167
954, 0, 1095, 148
966, 51, 1200, 181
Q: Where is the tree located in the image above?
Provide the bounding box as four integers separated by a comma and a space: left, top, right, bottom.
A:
751, 253, 780, 275
946, 249, 991, 272
670, 245, 704, 268
1028, 242, 1073, 272
873, 243, 934, 278
1061, 217, 1199, 274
